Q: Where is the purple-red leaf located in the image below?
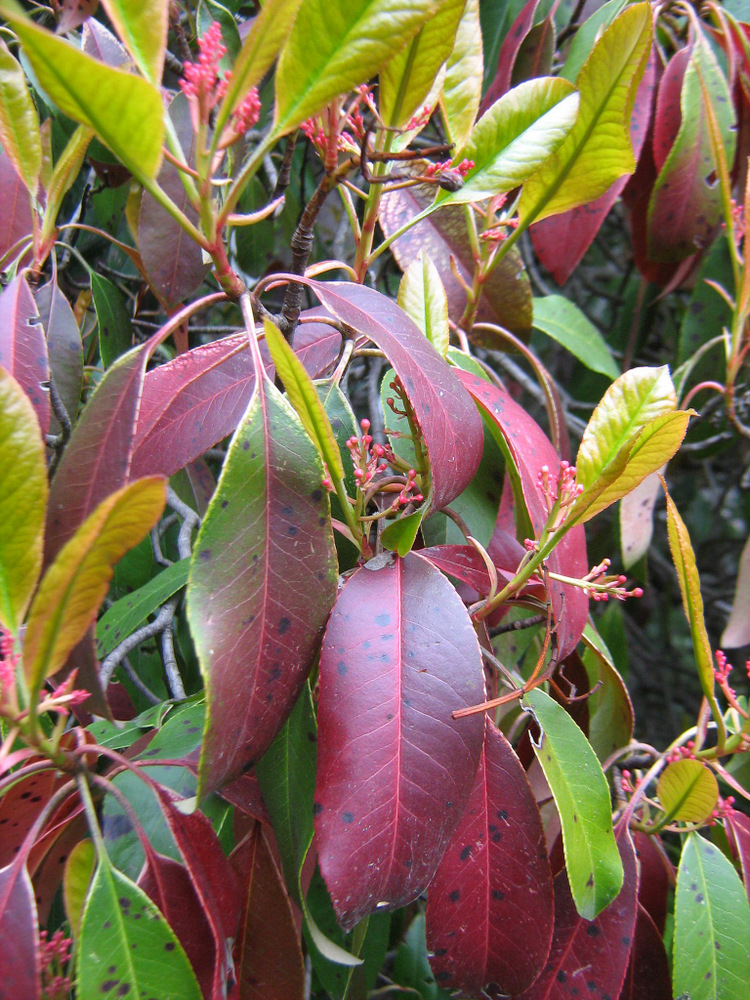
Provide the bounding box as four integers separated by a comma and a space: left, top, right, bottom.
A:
652, 47, 689, 173
58, 0, 99, 35
0, 858, 41, 1000
315, 551, 485, 931
419, 543, 546, 603
618, 902, 672, 1000
481, 0, 544, 112
726, 808, 750, 904
0, 770, 61, 867
456, 370, 588, 658
302, 280, 484, 511
294, 314, 344, 379
0, 144, 33, 262
35, 276, 83, 434
425, 719, 554, 996
517, 825, 638, 1000
0, 276, 50, 436
633, 830, 672, 934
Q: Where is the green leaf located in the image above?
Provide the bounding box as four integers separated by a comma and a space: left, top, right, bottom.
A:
380, 507, 427, 557
274, 0, 439, 133
96, 559, 190, 659
439, 0, 482, 150
522, 686, 623, 920
559, 0, 629, 84
0, 368, 47, 635
664, 482, 716, 705
657, 759, 718, 823
263, 317, 346, 486
397, 251, 450, 357
532, 295, 619, 379
77, 854, 201, 1000
439, 76, 579, 206
0, 37, 40, 193
580, 627, 634, 762
1, 3, 164, 180
98, 0, 169, 83
518, 2, 651, 225
23, 478, 166, 695
91, 273, 132, 369
673, 833, 750, 1000
379, 0, 466, 129
63, 839, 95, 940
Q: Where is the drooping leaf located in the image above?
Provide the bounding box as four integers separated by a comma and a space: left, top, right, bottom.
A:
0, 276, 50, 436
425, 719, 554, 996
722, 534, 750, 648
518, 3, 652, 226
76, 854, 201, 1000
91, 273, 132, 369
380, 0, 466, 129
440, 0, 482, 150
657, 759, 719, 823
188, 368, 338, 797
618, 903, 673, 1000
580, 625, 634, 762
0, 858, 41, 1000
0, 37, 41, 193
63, 839, 95, 940
24, 477, 167, 693
98, 0, 169, 83
96, 559, 189, 658
522, 686, 623, 919
2, 5, 164, 180
480, 0, 544, 111
315, 552, 485, 930
35, 276, 83, 433
673, 832, 750, 1000
0, 368, 47, 634
0, 143, 33, 261
398, 251, 450, 357
274, 0, 439, 132
532, 294, 619, 379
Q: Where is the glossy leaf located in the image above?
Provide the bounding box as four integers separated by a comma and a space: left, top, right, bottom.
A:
77, 855, 201, 1000
440, 0, 482, 150
618, 903, 672, 1000
2, 6, 164, 180
518, 3, 652, 225
0, 143, 33, 261
481, 0, 543, 111
523, 686, 623, 919
0, 368, 47, 634
559, 0, 628, 83
0, 37, 40, 193
91, 273, 132, 369
63, 839, 95, 939
96, 559, 189, 658
302, 280, 484, 511
35, 276, 83, 434
673, 832, 750, 1000
188, 369, 338, 796
426, 719, 554, 995
657, 759, 719, 823
380, 0, 465, 129
24, 477, 167, 692
0, 858, 41, 1000
275, 0, 439, 132
580, 626, 634, 762
0, 275, 50, 436
518, 825, 637, 1000
315, 552, 485, 930
98, 0, 169, 83
532, 295, 619, 379
722, 534, 750, 648
664, 482, 715, 704
397, 251, 450, 357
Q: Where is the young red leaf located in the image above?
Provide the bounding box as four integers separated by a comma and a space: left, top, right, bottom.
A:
726, 808, 750, 905
28, 803, 88, 925
0, 143, 33, 262
652, 47, 690, 173
0, 771, 61, 867
0, 275, 50, 436
315, 552, 485, 930
456, 370, 589, 659
618, 902, 672, 1000
517, 824, 638, 1000
426, 719, 554, 996
35, 276, 83, 435
633, 831, 672, 934
0, 857, 41, 1000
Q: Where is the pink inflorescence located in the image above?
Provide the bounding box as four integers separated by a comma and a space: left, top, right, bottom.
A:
713, 649, 750, 717
582, 558, 643, 602
0, 627, 19, 711
422, 158, 474, 179
40, 929, 72, 1000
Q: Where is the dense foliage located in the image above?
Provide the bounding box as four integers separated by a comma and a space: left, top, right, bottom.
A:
1, 0, 750, 998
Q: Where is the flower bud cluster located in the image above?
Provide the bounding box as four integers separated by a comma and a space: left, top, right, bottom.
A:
666, 740, 697, 763
40, 928, 72, 1000
582, 558, 643, 602
422, 158, 474, 180
538, 461, 584, 517
709, 795, 736, 825
347, 419, 392, 489
714, 649, 750, 717
0, 626, 19, 711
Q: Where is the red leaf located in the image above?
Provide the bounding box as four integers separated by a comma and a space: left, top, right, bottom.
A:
315, 552, 485, 930
230, 823, 305, 1000
419, 543, 546, 603
618, 902, 672, 1000
652, 48, 690, 173
0, 859, 41, 1000
28, 803, 87, 925
480, 0, 544, 113
293, 314, 343, 379
517, 825, 638, 1000
303, 281, 484, 511
0, 276, 50, 436
0, 770, 61, 867
219, 774, 270, 826
35, 276, 83, 435
0, 145, 33, 263
57, 0, 99, 34
726, 808, 750, 904
81, 16, 129, 67
633, 831, 672, 934
456, 371, 588, 659
425, 719, 554, 996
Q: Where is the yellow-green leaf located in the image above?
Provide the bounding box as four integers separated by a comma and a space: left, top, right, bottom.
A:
440, 0, 482, 150
262, 317, 346, 486
397, 251, 450, 357
43, 125, 94, 224
0, 37, 40, 194
0, 368, 47, 635
518, 2, 651, 225
657, 759, 718, 823
63, 839, 96, 940
23, 477, 166, 695
1, 2, 164, 180
275, 0, 439, 133
664, 481, 715, 704
98, 0, 169, 84
380, 0, 466, 130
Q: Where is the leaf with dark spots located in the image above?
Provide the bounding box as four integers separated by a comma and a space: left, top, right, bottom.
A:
633, 831, 672, 933
618, 903, 672, 1000
516, 824, 637, 1000
456, 371, 588, 658
315, 552, 485, 930
299, 280, 484, 511
188, 371, 338, 796
0, 771, 63, 867
0, 275, 50, 436
35, 276, 83, 435
0, 857, 41, 1000
426, 719, 554, 996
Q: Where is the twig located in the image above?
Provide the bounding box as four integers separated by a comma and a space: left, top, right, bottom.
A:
167, 487, 200, 560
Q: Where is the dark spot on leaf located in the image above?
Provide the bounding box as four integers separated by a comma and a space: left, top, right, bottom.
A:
199, 549, 211, 561
696, 893, 704, 903
342, 811, 354, 823
435, 972, 451, 983
449, 890, 460, 902
375, 613, 391, 626
108, 967, 116, 974
313, 802, 323, 816
165, 942, 175, 952
288, 524, 298, 536
586, 924, 601, 937
119, 897, 131, 909
433, 948, 447, 957
460, 845, 471, 861
117, 985, 130, 996
242, 440, 250, 450
386, 713, 393, 720
586, 873, 594, 887
311, 489, 323, 502
496, 809, 508, 821
281, 505, 294, 516
270, 665, 281, 681
337, 661, 347, 675
491, 890, 505, 901
557, 971, 567, 983
221, 500, 229, 508
488, 825, 502, 843
586, 981, 596, 992
621, 935, 630, 946
404, 858, 412, 868
278, 617, 291, 634
101, 981, 119, 991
